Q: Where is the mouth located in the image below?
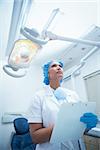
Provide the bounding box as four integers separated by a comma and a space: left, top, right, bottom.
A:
57, 71, 63, 77
57, 71, 63, 74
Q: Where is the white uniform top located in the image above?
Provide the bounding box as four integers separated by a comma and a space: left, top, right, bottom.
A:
26, 85, 84, 150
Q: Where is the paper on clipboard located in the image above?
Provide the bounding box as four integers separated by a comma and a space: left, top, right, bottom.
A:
50, 102, 96, 144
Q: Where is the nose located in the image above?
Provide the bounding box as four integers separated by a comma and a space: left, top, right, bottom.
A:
57, 65, 62, 70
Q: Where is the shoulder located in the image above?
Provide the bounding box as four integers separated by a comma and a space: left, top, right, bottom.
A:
30, 85, 51, 107
34, 86, 48, 97
32, 85, 49, 101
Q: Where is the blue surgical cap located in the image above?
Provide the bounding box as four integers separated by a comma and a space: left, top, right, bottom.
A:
43, 60, 63, 85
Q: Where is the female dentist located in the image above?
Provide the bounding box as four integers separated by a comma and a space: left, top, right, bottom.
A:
26, 60, 84, 150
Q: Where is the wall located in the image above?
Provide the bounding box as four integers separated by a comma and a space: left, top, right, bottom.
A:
0, 61, 43, 150
63, 48, 100, 103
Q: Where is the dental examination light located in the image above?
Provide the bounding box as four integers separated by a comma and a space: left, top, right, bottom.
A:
3, 8, 60, 78
3, 39, 41, 77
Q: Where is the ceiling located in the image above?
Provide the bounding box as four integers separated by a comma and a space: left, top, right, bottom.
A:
0, 0, 100, 70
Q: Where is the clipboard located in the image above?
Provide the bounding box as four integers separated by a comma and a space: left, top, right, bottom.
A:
50, 102, 96, 144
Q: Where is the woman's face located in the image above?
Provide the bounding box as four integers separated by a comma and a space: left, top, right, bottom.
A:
48, 62, 63, 82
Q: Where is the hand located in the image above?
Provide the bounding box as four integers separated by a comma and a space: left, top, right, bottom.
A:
80, 112, 98, 129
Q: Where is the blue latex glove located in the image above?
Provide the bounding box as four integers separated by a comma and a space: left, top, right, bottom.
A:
80, 112, 98, 129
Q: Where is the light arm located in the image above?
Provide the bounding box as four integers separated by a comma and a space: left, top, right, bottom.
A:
46, 31, 100, 47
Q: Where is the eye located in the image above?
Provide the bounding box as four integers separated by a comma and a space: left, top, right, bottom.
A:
51, 64, 57, 68
51, 64, 62, 68
59, 65, 62, 68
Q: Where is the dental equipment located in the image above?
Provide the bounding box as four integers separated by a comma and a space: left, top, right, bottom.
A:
3, 39, 41, 77
3, 9, 60, 78
3, 8, 100, 78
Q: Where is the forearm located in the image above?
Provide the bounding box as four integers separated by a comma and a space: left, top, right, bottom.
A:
30, 126, 53, 144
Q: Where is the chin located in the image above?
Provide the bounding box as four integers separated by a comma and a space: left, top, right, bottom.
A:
58, 76, 63, 81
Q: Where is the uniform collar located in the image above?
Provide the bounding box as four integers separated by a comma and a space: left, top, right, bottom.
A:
44, 85, 55, 96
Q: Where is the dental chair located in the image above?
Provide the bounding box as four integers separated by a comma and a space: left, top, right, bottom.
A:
11, 117, 36, 150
